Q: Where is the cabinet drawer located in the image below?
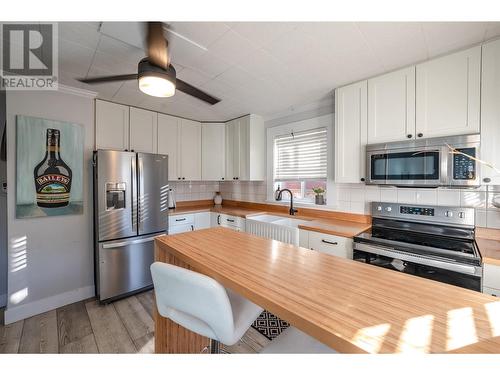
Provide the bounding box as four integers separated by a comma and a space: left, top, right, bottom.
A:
484, 263, 500, 290
308, 232, 353, 259
483, 286, 500, 298
169, 214, 195, 227
219, 214, 245, 228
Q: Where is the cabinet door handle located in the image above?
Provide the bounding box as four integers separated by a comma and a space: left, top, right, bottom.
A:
321, 239, 338, 245
191, 225, 194, 231
175, 218, 186, 222
417, 133, 423, 138
227, 218, 235, 223
407, 134, 412, 138
217, 215, 221, 225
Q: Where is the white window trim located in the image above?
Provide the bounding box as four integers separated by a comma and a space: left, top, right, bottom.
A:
266, 113, 334, 206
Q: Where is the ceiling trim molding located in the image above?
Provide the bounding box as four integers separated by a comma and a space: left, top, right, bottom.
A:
57, 84, 98, 99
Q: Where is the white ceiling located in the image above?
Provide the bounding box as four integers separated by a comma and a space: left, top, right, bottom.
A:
55, 22, 500, 122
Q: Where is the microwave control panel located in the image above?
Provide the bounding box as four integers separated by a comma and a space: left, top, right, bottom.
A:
453, 147, 476, 180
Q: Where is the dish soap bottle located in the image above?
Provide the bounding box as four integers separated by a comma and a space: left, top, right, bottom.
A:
275, 184, 281, 201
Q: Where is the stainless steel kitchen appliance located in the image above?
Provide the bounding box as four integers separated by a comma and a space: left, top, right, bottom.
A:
366, 134, 480, 187
93, 150, 169, 302
353, 202, 482, 291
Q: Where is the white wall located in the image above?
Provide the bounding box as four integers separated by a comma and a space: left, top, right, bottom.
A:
4, 86, 96, 323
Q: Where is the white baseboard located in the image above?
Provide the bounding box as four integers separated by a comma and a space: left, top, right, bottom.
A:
4, 285, 95, 324
0, 293, 6, 308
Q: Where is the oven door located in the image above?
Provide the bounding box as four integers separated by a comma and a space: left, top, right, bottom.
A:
353, 248, 482, 292
367, 147, 446, 186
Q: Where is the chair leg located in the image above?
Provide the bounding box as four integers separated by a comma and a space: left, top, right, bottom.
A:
210, 339, 220, 354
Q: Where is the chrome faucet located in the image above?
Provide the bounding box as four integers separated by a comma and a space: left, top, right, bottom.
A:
277, 188, 298, 216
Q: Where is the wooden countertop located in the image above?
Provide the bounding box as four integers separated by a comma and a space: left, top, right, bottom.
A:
297, 219, 371, 238
155, 228, 500, 353
168, 202, 370, 238
476, 227, 500, 266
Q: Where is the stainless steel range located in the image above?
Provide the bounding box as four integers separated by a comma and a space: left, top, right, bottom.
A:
353, 202, 482, 291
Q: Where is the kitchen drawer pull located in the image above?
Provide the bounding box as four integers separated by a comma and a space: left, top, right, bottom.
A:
227, 218, 235, 223
321, 239, 338, 245
175, 218, 186, 222
217, 215, 221, 225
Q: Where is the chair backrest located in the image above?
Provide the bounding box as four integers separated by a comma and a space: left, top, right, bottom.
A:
150, 262, 235, 342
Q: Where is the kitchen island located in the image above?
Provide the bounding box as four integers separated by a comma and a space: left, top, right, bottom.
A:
154, 227, 500, 354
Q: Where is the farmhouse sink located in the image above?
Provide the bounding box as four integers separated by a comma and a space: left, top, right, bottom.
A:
245, 214, 310, 246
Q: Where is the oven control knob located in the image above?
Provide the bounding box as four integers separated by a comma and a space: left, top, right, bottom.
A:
385, 207, 392, 212
377, 205, 382, 211
445, 211, 453, 217
458, 212, 465, 219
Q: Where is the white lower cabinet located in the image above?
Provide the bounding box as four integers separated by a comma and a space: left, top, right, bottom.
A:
168, 213, 195, 234
211, 213, 245, 232
194, 212, 211, 230
307, 231, 353, 259
483, 263, 500, 296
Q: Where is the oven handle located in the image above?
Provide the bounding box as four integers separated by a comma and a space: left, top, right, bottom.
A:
354, 242, 481, 276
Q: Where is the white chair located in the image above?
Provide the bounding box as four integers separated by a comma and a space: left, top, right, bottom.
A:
260, 327, 337, 354
150, 262, 264, 351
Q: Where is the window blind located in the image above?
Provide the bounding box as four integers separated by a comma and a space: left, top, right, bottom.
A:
274, 127, 327, 181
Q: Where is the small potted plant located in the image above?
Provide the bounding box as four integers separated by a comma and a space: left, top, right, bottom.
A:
312, 187, 326, 205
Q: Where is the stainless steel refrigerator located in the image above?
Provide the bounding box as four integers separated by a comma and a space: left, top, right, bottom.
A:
93, 150, 169, 302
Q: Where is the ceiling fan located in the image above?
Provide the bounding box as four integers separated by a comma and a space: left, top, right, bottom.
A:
77, 22, 220, 105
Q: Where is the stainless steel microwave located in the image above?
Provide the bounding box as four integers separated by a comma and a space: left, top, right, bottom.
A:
366, 134, 480, 187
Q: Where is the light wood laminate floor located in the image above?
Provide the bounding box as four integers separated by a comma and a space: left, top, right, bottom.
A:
0, 290, 270, 354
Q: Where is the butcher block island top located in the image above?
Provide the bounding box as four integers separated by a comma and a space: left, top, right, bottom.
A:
154, 227, 500, 354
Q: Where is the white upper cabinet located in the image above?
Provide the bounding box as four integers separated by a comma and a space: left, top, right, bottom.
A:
202, 123, 226, 181
225, 115, 265, 181
158, 116, 201, 181
481, 39, 500, 185
95, 99, 130, 151
335, 80, 368, 183
180, 119, 202, 181
129, 107, 158, 153
225, 118, 240, 180
368, 66, 416, 144
157, 113, 180, 181
416, 46, 481, 139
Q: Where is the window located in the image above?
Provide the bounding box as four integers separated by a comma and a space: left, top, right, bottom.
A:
273, 127, 327, 203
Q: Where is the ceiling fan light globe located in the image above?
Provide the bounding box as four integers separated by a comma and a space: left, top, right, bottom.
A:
139, 75, 176, 97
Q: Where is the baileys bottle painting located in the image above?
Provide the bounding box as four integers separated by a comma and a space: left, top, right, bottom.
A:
16, 116, 83, 218
34, 129, 73, 208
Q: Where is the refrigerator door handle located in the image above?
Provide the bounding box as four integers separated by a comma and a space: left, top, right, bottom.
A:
102, 235, 159, 249
138, 156, 144, 232
131, 155, 137, 231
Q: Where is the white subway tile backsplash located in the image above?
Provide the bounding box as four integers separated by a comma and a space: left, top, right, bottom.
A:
350, 201, 366, 214
337, 200, 350, 212
397, 189, 417, 204
364, 186, 381, 202
437, 189, 461, 206
475, 209, 487, 227
338, 187, 351, 201
487, 209, 500, 229
380, 187, 398, 203
350, 188, 365, 202
416, 189, 438, 206
461, 190, 486, 208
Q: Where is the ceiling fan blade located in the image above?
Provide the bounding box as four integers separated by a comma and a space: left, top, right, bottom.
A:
147, 22, 169, 69
78, 74, 138, 84
176, 79, 221, 105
